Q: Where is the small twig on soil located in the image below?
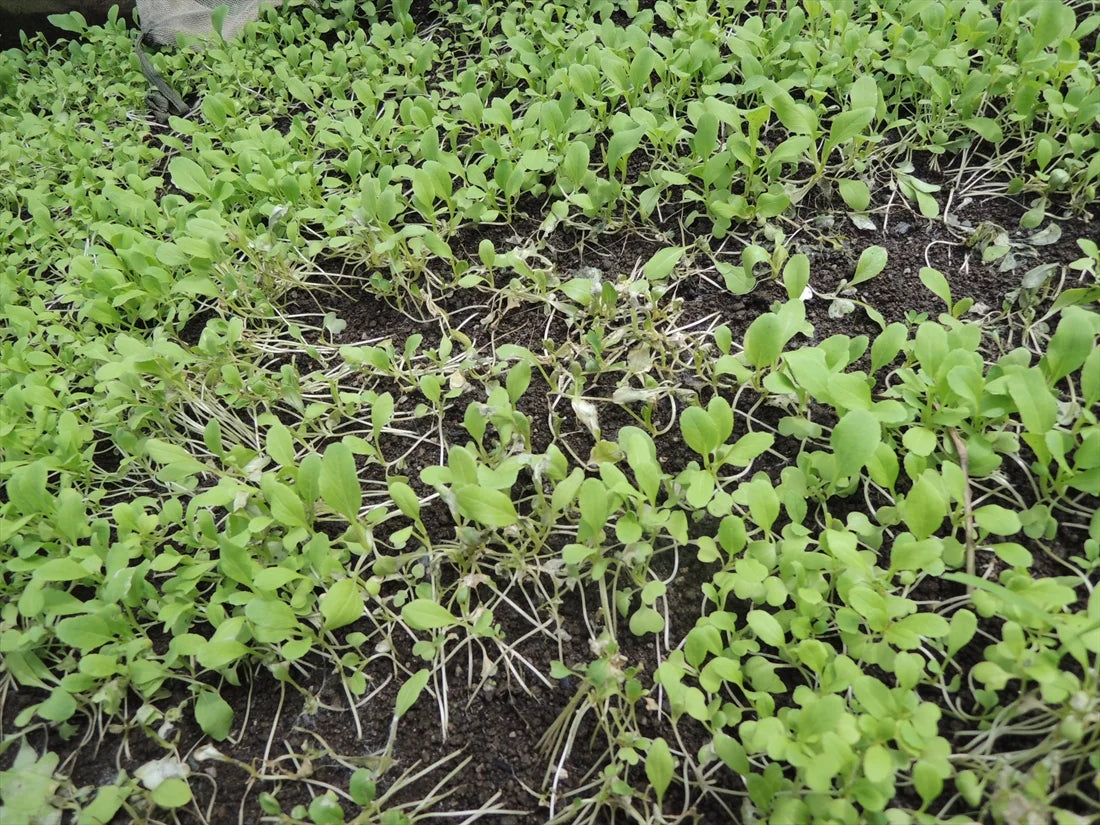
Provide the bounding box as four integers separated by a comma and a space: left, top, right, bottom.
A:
946, 426, 977, 590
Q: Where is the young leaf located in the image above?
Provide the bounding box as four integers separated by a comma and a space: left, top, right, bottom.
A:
680, 406, 719, 458
320, 579, 364, 630
629, 606, 665, 636
388, 480, 421, 522
402, 599, 459, 631
455, 486, 518, 527
974, 504, 1022, 536
619, 426, 661, 504
782, 254, 810, 300
1042, 306, 1097, 383
261, 476, 308, 529
900, 473, 947, 540
195, 691, 233, 741
863, 744, 895, 783
747, 610, 785, 647
151, 778, 192, 809
395, 669, 431, 718
723, 432, 774, 467
168, 157, 211, 199
919, 267, 952, 310
320, 442, 361, 522
838, 179, 871, 212
1004, 367, 1057, 435
831, 409, 881, 479
643, 246, 686, 281
743, 312, 784, 368
870, 323, 907, 372
849, 245, 887, 288
828, 107, 875, 146
645, 737, 674, 805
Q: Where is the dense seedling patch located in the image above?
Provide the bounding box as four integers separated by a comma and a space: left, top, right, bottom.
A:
1, 1, 1098, 823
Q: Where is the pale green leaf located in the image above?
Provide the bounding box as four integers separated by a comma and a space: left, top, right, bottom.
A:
320, 578, 365, 630
395, 669, 431, 718
401, 599, 459, 631
645, 737, 674, 804
454, 486, 518, 527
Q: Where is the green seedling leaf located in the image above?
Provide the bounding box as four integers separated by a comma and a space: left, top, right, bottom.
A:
55, 615, 114, 651
849, 246, 887, 288
831, 409, 881, 479
919, 267, 952, 310
266, 423, 295, 466
901, 473, 947, 540
645, 737, 674, 805
349, 769, 377, 806
372, 393, 395, 440
974, 505, 1022, 536
151, 778, 192, 809
619, 426, 661, 504
320, 578, 365, 630
77, 784, 126, 825
723, 432, 774, 467
903, 427, 938, 457
1042, 306, 1097, 382
963, 117, 1003, 143
870, 323, 907, 372
1004, 367, 1057, 435
743, 312, 784, 368
838, 179, 871, 212
308, 792, 344, 825
145, 438, 206, 477
34, 558, 93, 582
769, 88, 817, 134
506, 360, 532, 402
395, 669, 431, 718
863, 744, 895, 783
1084, 347, 1100, 406
196, 639, 250, 670
402, 599, 459, 630
321, 442, 361, 522
947, 609, 977, 655
195, 690, 233, 740
643, 246, 686, 281
852, 675, 893, 717
680, 406, 720, 458
245, 598, 298, 631
455, 486, 518, 527
5, 460, 50, 513
828, 107, 875, 146
388, 480, 421, 522
168, 157, 211, 198
562, 141, 590, 186
913, 761, 943, 806
747, 609, 784, 648
261, 476, 307, 529
713, 732, 750, 774
629, 606, 665, 636
783, 254, 810, 300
